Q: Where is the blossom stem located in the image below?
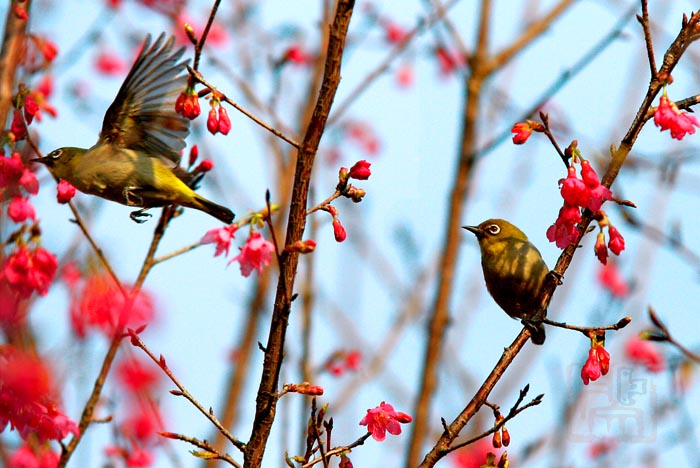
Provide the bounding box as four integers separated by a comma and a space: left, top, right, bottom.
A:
541, 316, 631, 336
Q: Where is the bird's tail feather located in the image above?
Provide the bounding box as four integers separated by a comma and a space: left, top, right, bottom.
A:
193, 195, 235, 224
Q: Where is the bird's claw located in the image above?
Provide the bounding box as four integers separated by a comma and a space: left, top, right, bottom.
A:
547, 270, 563, 285
130, 209, 152, 223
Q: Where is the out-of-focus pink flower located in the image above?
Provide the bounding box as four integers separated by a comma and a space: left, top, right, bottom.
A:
69, 273, 155, 338
95, 50, 127, 75
0, 246, 58, 299
435, 46, 463, 76
283, 44, 311, 65
11, 109, 27, 140
105, 444, 154, 468
173, 14, 228, 47
395, 63, 414, 88
19, 169, 38, 195
122, 403, 161, 443
0, 347, 79, 443
7, 196, 36, 223
344, 120, 381, 156
56, 179, 77, 204
597, 262, 629, 297
625, 336, 665, 372
23, 95, 39, 124
201, 224, 238, 257
230, 231, 275, 277
587, 438, 617, 459
383, 21, 408, 44
359, 402, 412, 441
8, 443, 60, 468
654, 95, 699, 140
449, 438, 498, 468
116, 356, 162, 393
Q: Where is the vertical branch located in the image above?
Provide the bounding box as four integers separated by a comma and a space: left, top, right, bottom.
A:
405, 0, 492, 464
0, 0, 30, 127
243, 2, 355, 467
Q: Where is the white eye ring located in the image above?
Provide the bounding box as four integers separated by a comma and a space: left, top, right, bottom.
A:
487, 224, 500, 235
49, 149, 62, 159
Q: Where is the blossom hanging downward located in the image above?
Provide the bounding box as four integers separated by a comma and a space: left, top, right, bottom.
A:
230, 231, 275, 277
359, 402, 412, 442
581, 333, 610, 385
654, 94, 699, 140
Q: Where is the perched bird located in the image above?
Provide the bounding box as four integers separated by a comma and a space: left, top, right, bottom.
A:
463, 219, 549, 344
34, 33, 234, 224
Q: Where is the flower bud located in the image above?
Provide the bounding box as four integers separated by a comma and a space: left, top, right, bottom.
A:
348, 160, 371, 180
332, 218, 347, 243
501, 426, 510, 446
285, 239, 317, 254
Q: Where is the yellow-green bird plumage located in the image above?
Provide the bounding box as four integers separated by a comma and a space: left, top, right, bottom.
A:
35, 33, 234, 224
464, 219, 549, 345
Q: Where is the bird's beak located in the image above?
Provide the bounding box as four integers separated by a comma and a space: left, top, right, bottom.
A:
462, 225, 482, 237
31, 156, 51, 166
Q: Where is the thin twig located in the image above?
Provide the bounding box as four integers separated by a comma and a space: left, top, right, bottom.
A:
301, 434, 372, 468
129, 332, 247, 451
159, 432, 241, 467
639, 0, 657, 77
192, 0, 222, 71
448, 388, 543, 453
187, 66, 300, 149
541, 316, 631, 336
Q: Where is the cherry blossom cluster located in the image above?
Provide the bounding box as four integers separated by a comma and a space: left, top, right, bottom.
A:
175, 84, 201, 120
545, 148, 627, 265
581, 332, 610, 385
654, 91, 699, 140
63, 266, 155, 339
0, 151, 39, 223
9, 76, 57, 146
321, 160, 372, 243
0, 346, 79, 447
105, 355, 165, 467
0, 227, 58, 332
359, 401, 412, 442
201, 216, 278, 278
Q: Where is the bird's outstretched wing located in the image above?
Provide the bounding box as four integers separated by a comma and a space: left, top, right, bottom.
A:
99, 33, 189, 166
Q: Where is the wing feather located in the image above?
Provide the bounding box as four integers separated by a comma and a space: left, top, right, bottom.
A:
99, 33, 189, 166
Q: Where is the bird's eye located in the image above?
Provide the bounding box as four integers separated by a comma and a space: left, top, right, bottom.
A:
49, 149, 62, 159
487, 224, 501, 235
